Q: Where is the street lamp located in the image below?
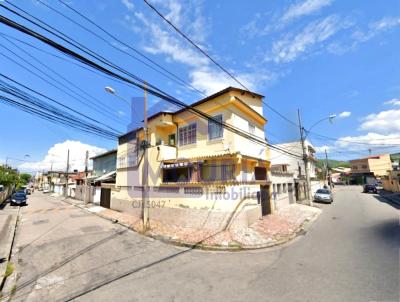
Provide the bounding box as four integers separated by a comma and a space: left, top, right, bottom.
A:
104, 84, 150, 231
104, 86, 131, 105
305, 114, 337, 137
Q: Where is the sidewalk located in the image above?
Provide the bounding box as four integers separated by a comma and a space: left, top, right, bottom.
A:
0, 206, 19, 290
59, 196, 321, 250
378, 190, 400, 206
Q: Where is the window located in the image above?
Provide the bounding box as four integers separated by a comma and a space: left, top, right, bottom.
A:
255, 167, 267, 180
277, 184, 282, 194
352, 165, 358, 170
273, 184, 276, 193
201, 164, 235, 181
248, 122, 255, 135
283, 183, 287, 193
168, 134, 176, 146
179, 123, 196, 146
361, 165, 368, 169
208, 114, 223, 140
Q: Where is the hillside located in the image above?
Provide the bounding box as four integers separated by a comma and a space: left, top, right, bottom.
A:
316, 159, 350, 169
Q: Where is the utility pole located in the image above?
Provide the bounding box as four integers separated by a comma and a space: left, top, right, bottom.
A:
325, 149, 332, 190
65, 149, 70, 197
297, 109, 312, 206
83, 150, 89, 204
142, 82, 149, 231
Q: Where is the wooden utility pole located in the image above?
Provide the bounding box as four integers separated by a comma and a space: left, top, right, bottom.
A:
65, 149, 70, 197
83, 150, 89, 204
325, 149, 332, 190
297, 109, 312, 206
142, 82, 149, 231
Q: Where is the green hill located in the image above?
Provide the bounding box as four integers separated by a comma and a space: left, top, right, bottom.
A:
316, 159, 350, 169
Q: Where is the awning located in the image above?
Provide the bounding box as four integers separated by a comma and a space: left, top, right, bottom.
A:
94, 171, 116, 182
162, 162, 194, 169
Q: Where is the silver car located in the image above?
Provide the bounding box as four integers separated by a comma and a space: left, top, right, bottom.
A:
314, 189, 333, 203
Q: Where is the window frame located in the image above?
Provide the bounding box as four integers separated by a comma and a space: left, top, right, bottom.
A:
178, 122, 197, 146
248, 122, 256, 135
208, 114, 224, 140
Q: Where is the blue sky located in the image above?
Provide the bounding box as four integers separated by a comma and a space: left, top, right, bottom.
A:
0, 0, 399, 171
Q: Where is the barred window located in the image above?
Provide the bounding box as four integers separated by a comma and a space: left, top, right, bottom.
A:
208, 114, 223, 140
179, 123, 197, 146
201, 164, 235, 181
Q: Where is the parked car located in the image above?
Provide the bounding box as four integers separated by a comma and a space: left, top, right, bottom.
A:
363, 184, 377, 193
43, 188, 50, 193
314, 189, 333, 203
10, 192, 27, 206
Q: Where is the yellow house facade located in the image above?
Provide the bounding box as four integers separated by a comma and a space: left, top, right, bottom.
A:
111, 87, 272, 230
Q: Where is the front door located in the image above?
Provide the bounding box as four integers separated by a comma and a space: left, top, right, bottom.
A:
100, 188, 111, 208
260, 185, 271, 216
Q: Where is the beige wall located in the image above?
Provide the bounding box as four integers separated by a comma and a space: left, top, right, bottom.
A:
350, 154, 392, 176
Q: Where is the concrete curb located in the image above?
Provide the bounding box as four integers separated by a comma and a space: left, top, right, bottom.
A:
55, 195, 322, 252
0, 206, 20, 291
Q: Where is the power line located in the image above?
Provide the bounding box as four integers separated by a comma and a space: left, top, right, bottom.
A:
0, 77, 120, 139
0, 73, 121, 135
0, 36, 128, 127
0, 10, 303, 160
142, 0, 299, 129
53, 0, 206, 97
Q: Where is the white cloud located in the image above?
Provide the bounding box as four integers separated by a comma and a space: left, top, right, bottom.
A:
328, 16, 400, 55
314, 132, 400, 159
359, 109, 400, 134
266, 15, 344, 63
121, 0, 134, 11
130, 0, 270, 95
18, 140, 106, 172
338, 111, 351, 118
188, 66, 274, 96
281, 0, 333, 23
384, 98, 400, 106
314, 145, 331, 153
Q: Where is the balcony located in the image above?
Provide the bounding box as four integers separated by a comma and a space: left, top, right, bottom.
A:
157, 145, 177, 161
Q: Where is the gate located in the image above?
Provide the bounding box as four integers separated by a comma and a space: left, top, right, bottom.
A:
100, 188, 111, 208
260, 185, 271, 216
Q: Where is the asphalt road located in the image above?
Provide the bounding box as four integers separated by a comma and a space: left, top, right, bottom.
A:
2, 186, 399, 302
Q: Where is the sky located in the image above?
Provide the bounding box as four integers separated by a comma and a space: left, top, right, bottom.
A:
0, 0, 399, 172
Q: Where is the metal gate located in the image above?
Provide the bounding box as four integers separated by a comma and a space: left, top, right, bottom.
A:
100, 188, 111, 208
260, 185, 271, 216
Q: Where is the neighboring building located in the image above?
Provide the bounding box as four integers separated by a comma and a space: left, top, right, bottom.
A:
270, 164, 295, 210
349, 154, 392, 184
89, 149, 117, 206
112, 87, 271, 230
92, 149, 117, 177
269, 140, 318, 201
382, 168, 400, 193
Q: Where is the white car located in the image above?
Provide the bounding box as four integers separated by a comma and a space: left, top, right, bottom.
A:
314, 189, 333, 203
43, 188, 50, 193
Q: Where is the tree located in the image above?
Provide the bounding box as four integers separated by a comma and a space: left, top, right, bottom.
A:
0, 166, 18, 186
19, 173, 32, 185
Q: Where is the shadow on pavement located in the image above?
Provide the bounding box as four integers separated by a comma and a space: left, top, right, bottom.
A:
370, 218, 400, 248
373, 194, 400, 210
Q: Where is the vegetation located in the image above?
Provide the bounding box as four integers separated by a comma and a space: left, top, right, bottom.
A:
5, 262, 14, 278
316, 159, 350, 169
0, 166, 32, 189
19, 173, 32, 185
0, 165, 19, 186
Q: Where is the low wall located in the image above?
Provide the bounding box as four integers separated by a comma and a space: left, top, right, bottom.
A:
110, 184, 264, 230
0, 186, 12, 204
